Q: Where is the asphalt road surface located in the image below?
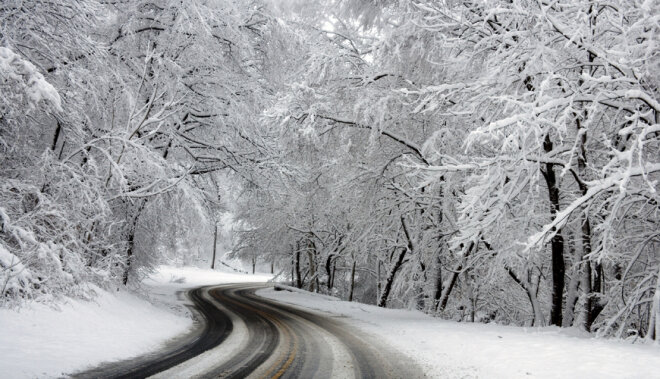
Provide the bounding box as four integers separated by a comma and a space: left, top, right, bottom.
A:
73, 283, 424, 378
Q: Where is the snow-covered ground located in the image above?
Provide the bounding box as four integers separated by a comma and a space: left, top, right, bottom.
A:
0, 284, 190, 378
258, 286, 660, 379
0, 265, 272, 378
4, 265, 657, 379
146, 264, 273, 289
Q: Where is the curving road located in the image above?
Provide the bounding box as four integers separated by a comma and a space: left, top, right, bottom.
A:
74, 283, 424, 379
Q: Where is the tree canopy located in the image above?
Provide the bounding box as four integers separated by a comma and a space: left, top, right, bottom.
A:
1, 0, 658, 341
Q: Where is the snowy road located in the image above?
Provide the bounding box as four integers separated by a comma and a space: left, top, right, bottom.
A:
74, 283, 423, 378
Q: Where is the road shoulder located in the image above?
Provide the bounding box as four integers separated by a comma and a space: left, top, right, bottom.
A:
256, 287, 660, 379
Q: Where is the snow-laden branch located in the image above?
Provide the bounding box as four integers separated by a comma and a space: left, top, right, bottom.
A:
313, 114, 429, 165
0, 47, 62, 112
526, 163, 660, 251
106, 166, 192, 201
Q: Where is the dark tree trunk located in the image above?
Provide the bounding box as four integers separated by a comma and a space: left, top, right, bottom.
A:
377, 260, 381, 303
330, 262, 336, 290
295, 243, 302, 288
581, 219, 595, 330
573, 26, 602, 329
574, 114, 605, 330
307, 239, 318, 292
122, 232, 134, 286
291, 253, 295, 286
211, 224, 218, 269
562, 238, 581, 326
51, 119, 62, 152
433, 253, 443, 311
378, 217, 414, 307
464, 268, 476, 322
438, 262, 461, 312
122, 199, 148, 286
433, 203, 445, 311
542, 134, 566, 326
378, 248, 406, 307
57, 140, 67, 160
416, 260, 427, 311
348, 259, 356, 302
325, 254, 335, 290
438, 242, 475, 312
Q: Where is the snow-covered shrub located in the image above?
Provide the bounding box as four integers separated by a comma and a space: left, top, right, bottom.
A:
0, 150, 128, 306
0, 187, 81, 304
0, 243, 33, 300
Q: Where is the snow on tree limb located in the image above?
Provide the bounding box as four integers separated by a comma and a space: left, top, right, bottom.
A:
527, 163, 660, 250
0, 47, 62, 112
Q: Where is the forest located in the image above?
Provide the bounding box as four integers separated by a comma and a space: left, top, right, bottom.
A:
1, 0, 658, 341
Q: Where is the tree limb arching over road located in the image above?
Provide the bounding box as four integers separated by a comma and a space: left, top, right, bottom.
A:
74, 284, 423, 379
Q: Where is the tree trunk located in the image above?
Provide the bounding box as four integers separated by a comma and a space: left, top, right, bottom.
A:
378, 217, 414, 307
122, 199, 147, 286
57, 140, 67, 160
438, 263, 461, 312
377, 260, 381, 303
307, 240, 317, 292
325, 254, 335, 290
575, 114, 605, 330
291, 253, 295, 286
51, 119, 62, 152
211, 224, 218, 269
508, 267, 546, 326
542, 134, 566, 326
415, 260, 427, 311
348, 259, 356, 302
648, 266, 660, 341
438, 242, 475, 312
563, 234, 580, 326
378, 248, 406, 307
295, 243, 302, 288
433, 253, 443, 311
122, 232, 134, 286
563, 265, 580, 326
589, 261, 605, 327
578, 15, 606, 330
464, 268, 476, 322
331, 263, 336, 290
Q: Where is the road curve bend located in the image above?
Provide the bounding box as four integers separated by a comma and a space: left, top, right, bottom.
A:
73, 283, 424, 379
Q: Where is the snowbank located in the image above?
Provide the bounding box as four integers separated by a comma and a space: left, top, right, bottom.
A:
258, 287, 660, 379
0, 265, 272, 378
0, 286, 191, 378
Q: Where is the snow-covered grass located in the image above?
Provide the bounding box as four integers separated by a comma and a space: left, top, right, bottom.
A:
0, 265, 272, 378
258, 287, 660, 379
